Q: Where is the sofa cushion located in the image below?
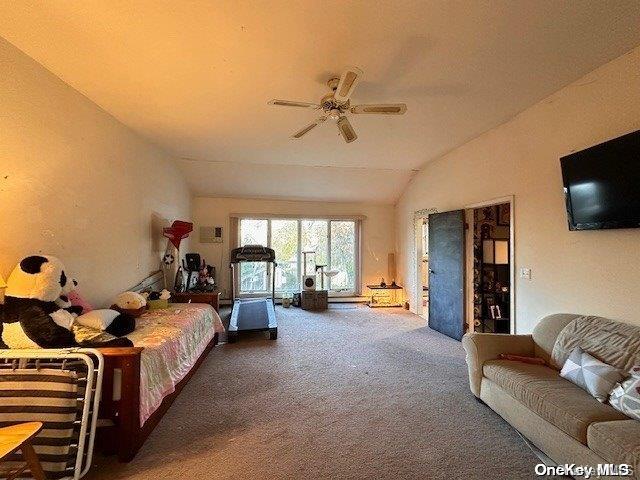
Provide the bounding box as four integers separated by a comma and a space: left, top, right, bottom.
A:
587, 420, 640, 477
483, 360, 627, 443
552, 315, 640, 372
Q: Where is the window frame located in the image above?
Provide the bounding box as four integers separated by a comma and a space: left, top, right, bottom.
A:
234, 215, 362, 298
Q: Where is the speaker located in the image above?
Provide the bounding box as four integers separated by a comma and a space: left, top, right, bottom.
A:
185, 253, 201, 271
388, 252, 396, 280
302, 275, 316, 291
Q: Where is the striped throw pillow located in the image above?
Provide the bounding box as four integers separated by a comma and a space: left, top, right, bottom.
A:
0, 368, 79, 479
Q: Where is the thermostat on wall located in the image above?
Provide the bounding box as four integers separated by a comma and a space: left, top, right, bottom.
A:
200, 226, 223, 243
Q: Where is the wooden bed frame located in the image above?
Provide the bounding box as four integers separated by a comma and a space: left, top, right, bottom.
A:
94, 271, 220, 462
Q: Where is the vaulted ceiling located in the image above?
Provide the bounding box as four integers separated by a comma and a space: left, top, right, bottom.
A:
2, 1, 640, 203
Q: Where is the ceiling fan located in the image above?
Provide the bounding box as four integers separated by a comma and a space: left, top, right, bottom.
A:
268, 67, 407, 144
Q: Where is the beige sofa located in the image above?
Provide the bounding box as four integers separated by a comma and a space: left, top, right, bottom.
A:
462, 314, 640, 478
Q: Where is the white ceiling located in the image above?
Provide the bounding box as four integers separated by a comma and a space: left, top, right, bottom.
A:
2, 1, 640, 204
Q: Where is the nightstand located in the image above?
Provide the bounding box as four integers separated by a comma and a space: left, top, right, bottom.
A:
171, 291, 220, 313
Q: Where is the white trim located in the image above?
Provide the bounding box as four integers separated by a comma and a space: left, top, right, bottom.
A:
465, 195, 514, 209
464, 195, 516, 334
412, 208, 438, 317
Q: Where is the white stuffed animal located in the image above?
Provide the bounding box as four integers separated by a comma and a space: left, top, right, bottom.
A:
114, 291, 147, 310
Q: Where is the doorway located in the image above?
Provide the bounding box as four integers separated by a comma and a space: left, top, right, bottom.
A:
413, 208, 437, 320
465, 197, 515, 334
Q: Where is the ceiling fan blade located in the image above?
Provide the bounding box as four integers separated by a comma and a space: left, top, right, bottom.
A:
333, 67, 363, 102
268, 99, 320, 109
337, 116, 357, 143
291, 117, 326, 139
350, 103, 407, 115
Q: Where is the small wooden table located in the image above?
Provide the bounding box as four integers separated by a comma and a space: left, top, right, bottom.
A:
0, 422, 46, 480
171, 291, 220, 313
366, 284, 404, 308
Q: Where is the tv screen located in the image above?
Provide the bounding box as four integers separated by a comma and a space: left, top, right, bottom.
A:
560, 129, 640, 231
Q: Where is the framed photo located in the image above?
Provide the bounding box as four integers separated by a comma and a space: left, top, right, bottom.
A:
476, 206, 496, 223
484, 295, 495, 319
498, 203, 510, 226
482, 268, 495, 292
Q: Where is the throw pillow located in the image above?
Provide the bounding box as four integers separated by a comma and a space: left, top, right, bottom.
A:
560, 347, 624, 402
609, 365, 640, 421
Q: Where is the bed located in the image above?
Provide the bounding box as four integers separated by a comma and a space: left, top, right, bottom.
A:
80, 271, 225, 462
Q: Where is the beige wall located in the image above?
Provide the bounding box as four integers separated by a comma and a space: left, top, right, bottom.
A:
0, 38, 191, 306
396, 47, 640, 333
192, 197, 395, 299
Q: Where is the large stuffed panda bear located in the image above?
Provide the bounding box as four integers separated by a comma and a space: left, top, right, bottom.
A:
0, 255, 133, 349
55, 277, 83, 316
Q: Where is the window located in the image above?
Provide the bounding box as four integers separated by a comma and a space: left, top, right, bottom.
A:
271, 219, 299, 293
329, 221, 356, 291
238, 219, 268, 293
238, 218, 359, 296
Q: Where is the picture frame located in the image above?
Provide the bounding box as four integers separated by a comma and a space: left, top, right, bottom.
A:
497, 203, 510, 226
484, 295, 495, 318
482, 268, 495, 292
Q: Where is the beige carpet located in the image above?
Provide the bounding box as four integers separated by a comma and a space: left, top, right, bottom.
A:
87, 305, 539, 479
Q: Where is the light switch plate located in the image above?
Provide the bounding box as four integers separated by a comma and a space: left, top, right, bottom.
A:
520, 268, 532, 280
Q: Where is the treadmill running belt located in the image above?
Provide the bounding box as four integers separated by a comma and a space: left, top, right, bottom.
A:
236, 299, 271, 330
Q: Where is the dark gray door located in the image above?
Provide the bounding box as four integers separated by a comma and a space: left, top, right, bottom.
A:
428, 210, 466, 341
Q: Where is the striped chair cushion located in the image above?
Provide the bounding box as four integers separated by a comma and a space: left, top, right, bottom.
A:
0, 368, 79, 479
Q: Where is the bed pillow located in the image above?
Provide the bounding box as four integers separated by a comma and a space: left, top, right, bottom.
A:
75, 309, 119, 331
560, 347, 624, 402
609, 366, 640, 421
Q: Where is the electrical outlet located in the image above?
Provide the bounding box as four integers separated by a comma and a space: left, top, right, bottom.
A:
520, 268, 532, 280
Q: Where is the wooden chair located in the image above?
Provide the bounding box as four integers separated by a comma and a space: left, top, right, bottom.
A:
0, 422, 46, 480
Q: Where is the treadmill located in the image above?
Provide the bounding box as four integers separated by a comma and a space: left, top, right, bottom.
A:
228, 245, 277, 343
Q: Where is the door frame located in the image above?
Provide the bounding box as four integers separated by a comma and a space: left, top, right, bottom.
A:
413, 208, 438, 317
464, 195, 516, 334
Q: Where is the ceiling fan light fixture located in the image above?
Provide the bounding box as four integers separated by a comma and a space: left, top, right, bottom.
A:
328, 108, 341, 120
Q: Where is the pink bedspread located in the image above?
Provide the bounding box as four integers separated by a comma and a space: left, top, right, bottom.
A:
124, 304, 225, 425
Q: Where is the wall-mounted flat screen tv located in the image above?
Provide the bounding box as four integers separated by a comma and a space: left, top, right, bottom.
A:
560, 129, 640, 231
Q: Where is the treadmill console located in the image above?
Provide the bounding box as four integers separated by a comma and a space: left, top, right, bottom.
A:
230, 245, 276, 263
